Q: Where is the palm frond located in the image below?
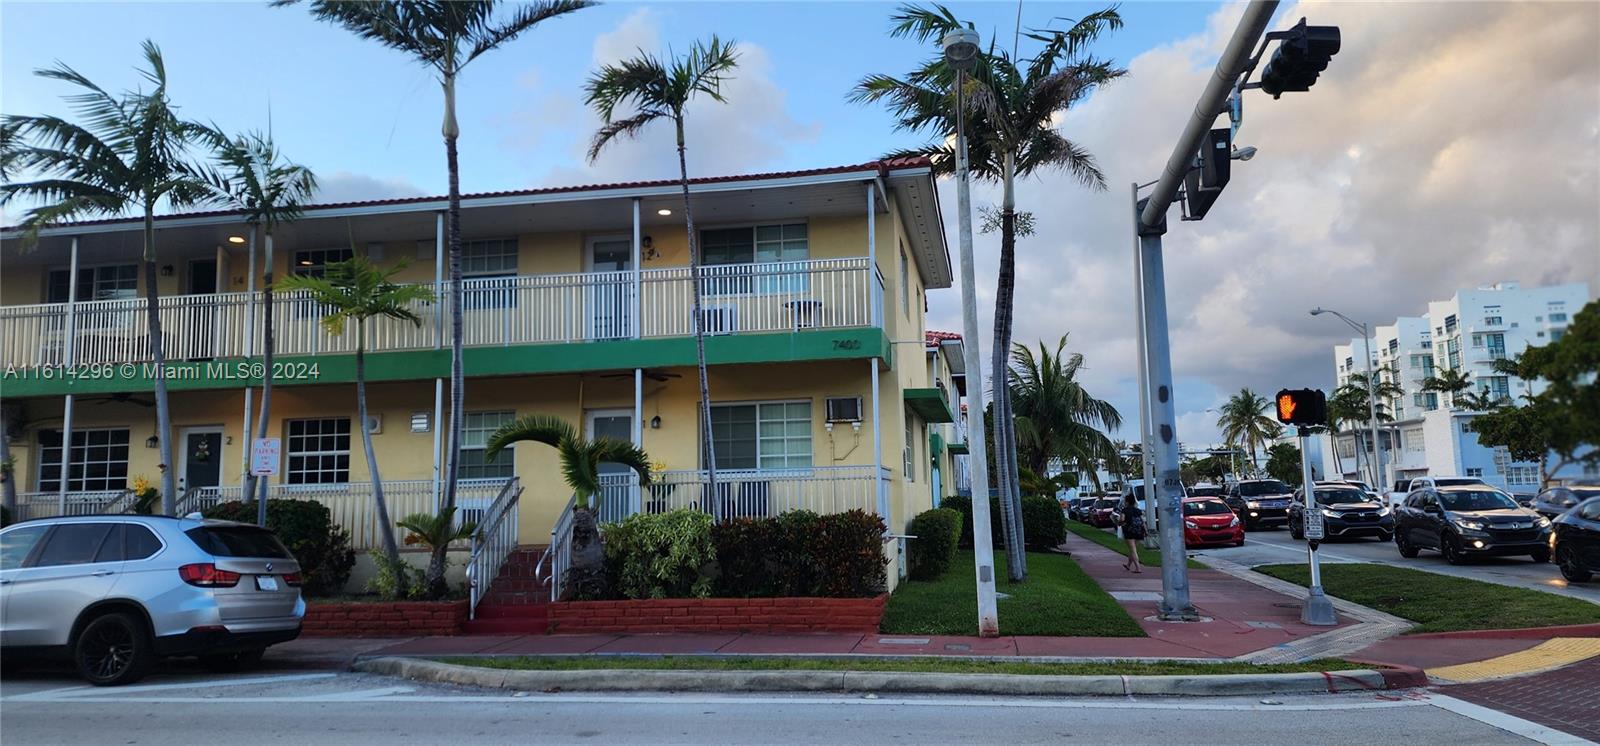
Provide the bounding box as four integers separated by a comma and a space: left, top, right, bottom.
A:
465, 0, 596, 64
485, 414, 575, 461
586, 112, 662, 163
590, 438, 654, 486
888, 3, 969, 43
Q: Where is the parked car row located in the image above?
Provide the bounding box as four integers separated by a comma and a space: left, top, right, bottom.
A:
1, 514, 305, 685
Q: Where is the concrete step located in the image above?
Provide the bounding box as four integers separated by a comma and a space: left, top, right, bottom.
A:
473, 603, 552, 619
462, 616, 549, 635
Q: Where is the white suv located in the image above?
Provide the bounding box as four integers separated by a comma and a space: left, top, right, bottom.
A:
1, 515, 304, 685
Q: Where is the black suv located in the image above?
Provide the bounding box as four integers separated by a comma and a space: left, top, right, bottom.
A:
1225, 479, 1296, 530
1532, 485, 1600, 520
1552, 496, 1600, 583
1395, 485, 1553, 565
1289, 482, 1395, 542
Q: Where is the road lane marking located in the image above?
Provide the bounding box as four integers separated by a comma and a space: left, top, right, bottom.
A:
1429, 639, 1600, 684
1425, 693, 1594, 745
5, 673, 338, 702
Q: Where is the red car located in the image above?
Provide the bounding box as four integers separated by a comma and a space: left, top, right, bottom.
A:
1089, 498, 1121, 528
1183, 497, 1245, 548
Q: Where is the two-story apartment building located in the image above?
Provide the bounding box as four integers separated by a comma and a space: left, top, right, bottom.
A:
0, 158, 962, 586
1322, 281, 1594, 492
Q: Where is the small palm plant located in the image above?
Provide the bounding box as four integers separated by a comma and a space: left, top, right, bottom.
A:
276, 257, 434, 592
398, 507, 476, 553
485, 415, 652, 600
1215, 388, 1283, 475
1422, 367, 1475, 409
584, 36, 739, 513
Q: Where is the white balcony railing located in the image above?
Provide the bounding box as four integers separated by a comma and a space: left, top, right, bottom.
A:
594, 464, 884, 523
13, 490, 132, 522
0, 257, 878, 370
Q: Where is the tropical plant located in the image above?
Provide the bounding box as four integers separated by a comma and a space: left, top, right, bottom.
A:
1332, 371, 1401, 484
2, 41, 213, 510
853, 3, 1125, 579
282, 0, 597, 599
129, 474, 160, 515
1265, 442, 1302, 487
1009, 336, 1121, 503
485, 415, 652, 600
1421, 367, 1474, 409
276, 256, 434, 591
195, 129, 317, 516
584, 36, 740, 509
1215, 389, 1282, 474
398, 507, 477, 553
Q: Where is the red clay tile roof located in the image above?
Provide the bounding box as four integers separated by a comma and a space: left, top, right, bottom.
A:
3, 157, 934, 232
926, 330, 962, 345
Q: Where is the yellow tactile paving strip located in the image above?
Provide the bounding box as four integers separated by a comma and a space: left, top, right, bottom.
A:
1428, 638, 1600, 683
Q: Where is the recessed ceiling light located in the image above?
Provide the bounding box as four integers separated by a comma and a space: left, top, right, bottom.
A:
657, 208, 672, 216
227, 236, 246, 244
299, 260, 313, 265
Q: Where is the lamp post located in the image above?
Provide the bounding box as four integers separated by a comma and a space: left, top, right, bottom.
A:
1311, 307, 1386, 491
943, 28, 1000, 638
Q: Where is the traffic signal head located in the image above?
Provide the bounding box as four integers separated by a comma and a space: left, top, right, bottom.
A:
1274, 388, 1328, 427
1183, 128, 1232, 220
1260, 20, 1341, 99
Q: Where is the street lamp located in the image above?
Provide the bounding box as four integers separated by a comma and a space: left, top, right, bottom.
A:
943, 26, 1000, 638
1310, 307, 1387, 491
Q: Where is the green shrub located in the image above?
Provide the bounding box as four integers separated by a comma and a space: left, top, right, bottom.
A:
1021, 495, 1066, 550
811, 510, 888, 597
601, 509, 715, 599
0, 504, 11, 528
203, 499, 356, 596
907, 508, 962, 580
711, 517, 778, 597
771, 509, 823, 596
365, 549, 427, 600
939, 495, 974, 548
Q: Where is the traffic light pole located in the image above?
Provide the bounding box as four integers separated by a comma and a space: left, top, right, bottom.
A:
1298, 426, 1338, 626
1131, 182, 1159, 549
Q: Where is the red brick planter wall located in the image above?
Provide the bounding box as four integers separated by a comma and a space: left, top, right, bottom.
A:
302, 600, 468, 637
547, 594, 888, 634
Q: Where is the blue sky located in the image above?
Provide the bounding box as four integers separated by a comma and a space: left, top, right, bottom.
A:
5, 2, 1598, 451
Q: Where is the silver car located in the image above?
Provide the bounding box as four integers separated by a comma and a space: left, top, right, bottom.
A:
0, 514, 304, 685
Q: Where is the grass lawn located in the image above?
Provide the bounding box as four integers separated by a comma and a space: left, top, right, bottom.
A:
878, 550, 1145, 637
1256, 563, 1600, 634
438, 655, 1367, 676
1065, 521, 1206, 569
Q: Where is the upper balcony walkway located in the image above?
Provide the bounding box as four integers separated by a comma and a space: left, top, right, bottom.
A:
0, 257, 883, 378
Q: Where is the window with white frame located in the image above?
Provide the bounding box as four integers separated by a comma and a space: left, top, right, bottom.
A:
46, 265, 138, 303
1505, 465, 1539, 485
1551, 329, 1565, 342
900, 247, 910, 318
709, 401, 811, 470
37, 428, 130, 492
1465, 467, 1482, 477
285, 418, 351, 484
904, 412, 915, 482
292, 247, 354, 278
699, 224, 808, 294
461, 238, 519, 309
1549, 312, 1568, 323
459, 410, 516, 480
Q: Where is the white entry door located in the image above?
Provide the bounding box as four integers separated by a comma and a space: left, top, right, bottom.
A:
585, 409, 637, 520
586, 237, 633, 339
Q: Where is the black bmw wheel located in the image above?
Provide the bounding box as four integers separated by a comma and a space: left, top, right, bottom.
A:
74, 613, 153, 686
1557, 546, 1593, 583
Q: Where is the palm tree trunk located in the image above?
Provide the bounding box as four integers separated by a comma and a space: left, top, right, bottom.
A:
991, 154, 1025, 579
142, 207, 177, 512
249, 227, 276, 522
676, 116, 717, 515
430, 72, 465, 597
357, 323, 403, 589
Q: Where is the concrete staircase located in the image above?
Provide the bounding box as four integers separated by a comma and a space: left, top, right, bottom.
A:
462, 546, 553, 635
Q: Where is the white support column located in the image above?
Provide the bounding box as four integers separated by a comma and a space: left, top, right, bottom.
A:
432, 377, 444, 510
866, 183, 879, 327
634, 367, 644, 516
631, 198, 642, 339
870, 359, 885, 519
58, 236, 81, 514
434, 211, 445, 349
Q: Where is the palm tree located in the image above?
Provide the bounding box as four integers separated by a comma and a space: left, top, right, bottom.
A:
1008, 335, 1121, 493
2, 41, 211, 511
485, 415, 651, 600
196, 129, 317, 517
584, 37, 740, 509
853, 3, 1124, 578
281, 0, 596, 595
1215, 389, 1282, 474
276, 257, 435, 591
1422, 367, 1473, 410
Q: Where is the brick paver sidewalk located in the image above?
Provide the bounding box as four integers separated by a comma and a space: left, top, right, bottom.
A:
1443, 655, 1600, 741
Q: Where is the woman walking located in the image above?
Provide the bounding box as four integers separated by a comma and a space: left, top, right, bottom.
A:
1116, 491, 1146, 573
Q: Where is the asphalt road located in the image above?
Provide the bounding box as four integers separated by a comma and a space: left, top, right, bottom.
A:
0, 668, 1576, 745
1186, 526, 1600, 605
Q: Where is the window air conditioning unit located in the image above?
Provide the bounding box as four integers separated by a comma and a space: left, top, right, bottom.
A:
826, 396, 863, 423
364, 414, 382, 434
697, 306, 737, 335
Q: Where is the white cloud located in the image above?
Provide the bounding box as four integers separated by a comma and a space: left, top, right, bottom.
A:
313, 171, 428, 204
929, 0, 1600, 448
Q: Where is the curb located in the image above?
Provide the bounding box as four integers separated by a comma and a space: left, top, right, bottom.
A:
1396, 623, 1600, 640
352, 657, 1427, 697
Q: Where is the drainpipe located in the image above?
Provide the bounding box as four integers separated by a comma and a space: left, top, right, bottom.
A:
58, 236, 80, 515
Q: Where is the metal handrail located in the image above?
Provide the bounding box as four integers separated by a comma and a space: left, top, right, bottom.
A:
466, 477, 522, 620
535, 495, 578, 603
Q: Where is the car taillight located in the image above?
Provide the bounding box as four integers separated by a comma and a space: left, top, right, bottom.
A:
282, 572, 303, 587
179, 563, 241, 587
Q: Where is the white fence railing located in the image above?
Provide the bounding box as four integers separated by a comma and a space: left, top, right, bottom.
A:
538, 495, 578, 603
467, 477, 522, 619
0, 258, 879, 369
13, 490, 131, 521
174, 478, 509, 551
594, 465, 883, 523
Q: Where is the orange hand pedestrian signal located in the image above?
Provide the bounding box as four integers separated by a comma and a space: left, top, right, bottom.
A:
1273, 388, 1327, 426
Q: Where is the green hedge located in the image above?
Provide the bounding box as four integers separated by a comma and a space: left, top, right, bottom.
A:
601, 509, 716, 600
202, 499, 355, 596
931, 495, 1064, 552
907, 508, 962, 580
